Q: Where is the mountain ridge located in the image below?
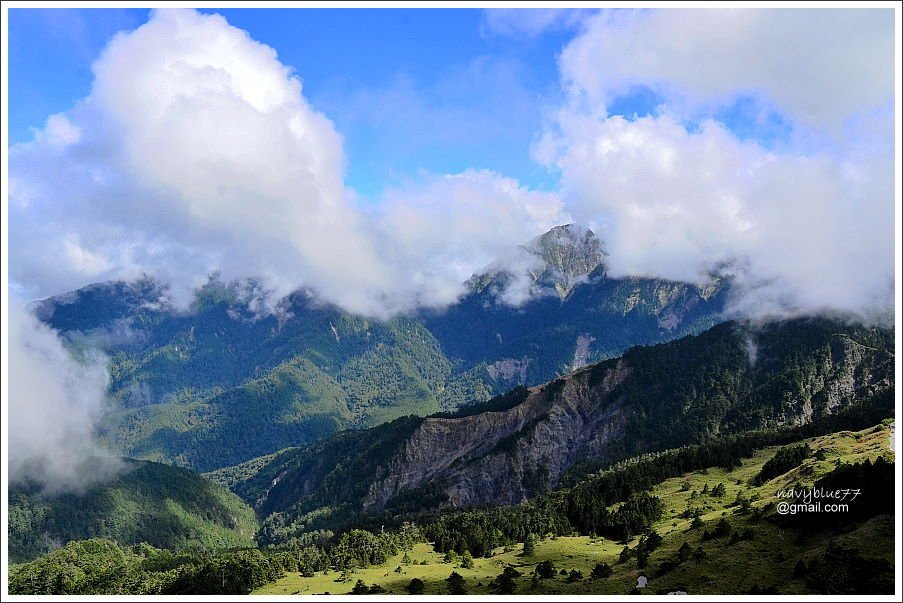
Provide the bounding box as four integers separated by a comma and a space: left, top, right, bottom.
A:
204, 317, 893, 546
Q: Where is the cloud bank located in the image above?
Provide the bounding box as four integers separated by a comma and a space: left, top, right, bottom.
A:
8, 296, 123, 492
557, 8, 894, 128
536, 8, 895, 321
9, 7, 895, 324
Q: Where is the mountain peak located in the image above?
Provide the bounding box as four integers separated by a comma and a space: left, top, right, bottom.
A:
523, 224, 608, 293
470, 224, 608, 303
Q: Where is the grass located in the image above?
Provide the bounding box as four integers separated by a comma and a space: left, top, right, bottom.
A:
253, 422, 895, 595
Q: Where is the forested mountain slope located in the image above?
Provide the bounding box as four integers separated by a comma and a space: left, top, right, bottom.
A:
36, 225, 726, 471
207, 317, 893, 543
8, 460, 258, 563
12, 422, 894, 595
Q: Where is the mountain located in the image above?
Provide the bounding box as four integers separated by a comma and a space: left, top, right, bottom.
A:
36, 225, 726, 472
526, 223, 608, 298
8, 459, 258, 563
473, 224, 609, 301
421, 224, 724, 387
205, 318, 893, 544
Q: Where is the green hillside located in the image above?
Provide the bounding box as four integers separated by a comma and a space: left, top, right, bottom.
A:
9, 423, 893, 595
8, 459, 259, 563
92, 297, 475, 472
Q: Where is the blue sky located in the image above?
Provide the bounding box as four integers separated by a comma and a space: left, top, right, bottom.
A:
9, 8, 579, 196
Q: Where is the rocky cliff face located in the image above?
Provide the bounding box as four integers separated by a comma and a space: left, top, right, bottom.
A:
363, 323, 892, 511
781, 333, 890, 425
524, 224, 608, 299
363, 359, 632, 509
425, 225, 727, 393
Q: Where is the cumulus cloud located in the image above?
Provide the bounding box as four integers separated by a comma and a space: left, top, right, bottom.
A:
559, 8, 894, 128
377, 169, 567, 308
537, 8, 894, 321
9, 8, 564, 318
10, 8, 379, 313
8, 295, 123, 492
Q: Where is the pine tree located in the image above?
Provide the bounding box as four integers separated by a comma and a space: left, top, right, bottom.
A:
522, 533, 537, 556
446, 572, 466, 595
535, 560, 556, 579
591, 562, 613, 579
492, 567, 521, 594
406, 578, 425, 594
351, 580, 369, 594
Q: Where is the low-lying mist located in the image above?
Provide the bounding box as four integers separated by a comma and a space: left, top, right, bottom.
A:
8, 296, 123, 493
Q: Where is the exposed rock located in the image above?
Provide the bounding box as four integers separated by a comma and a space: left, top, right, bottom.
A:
523, 224, 608, 299
363, 359, 632, 509
487, 358, 531, 384
470, 224, 608, 302
571, 334, 596, 371
354, 325, 891, 511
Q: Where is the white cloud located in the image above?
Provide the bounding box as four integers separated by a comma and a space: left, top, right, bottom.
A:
9, 9, 564, 318
378, 169, 568, 308
538, 8, 895, 321
559, 8, 894, 129
35, 113, 82, 148
8, 295, 123, 492
482, 8, 591, 38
